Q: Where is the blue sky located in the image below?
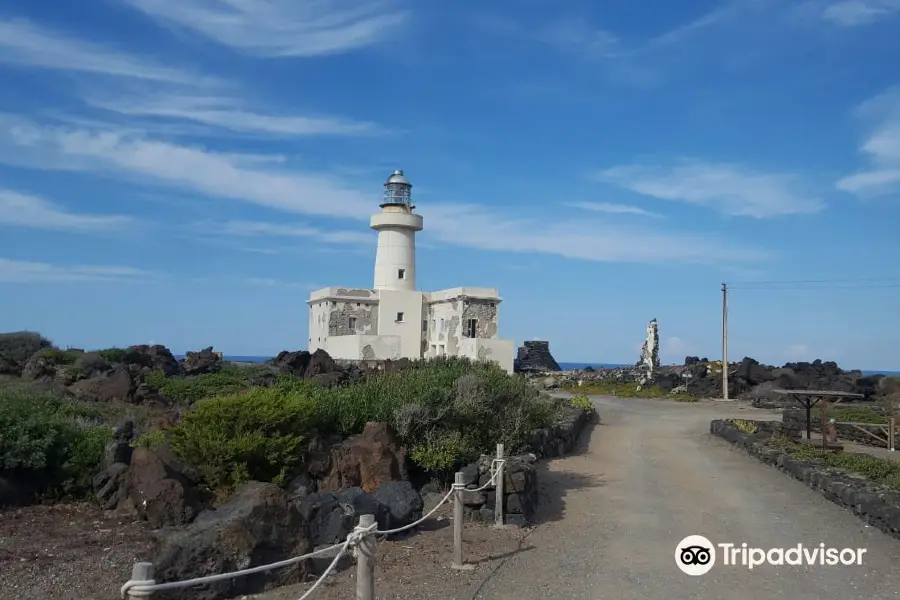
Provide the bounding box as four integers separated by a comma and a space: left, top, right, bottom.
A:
2, 0, 900, 369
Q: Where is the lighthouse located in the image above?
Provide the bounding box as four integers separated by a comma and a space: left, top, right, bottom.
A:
370, 170, 423, 291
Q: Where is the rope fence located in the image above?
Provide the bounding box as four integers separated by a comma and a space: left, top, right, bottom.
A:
121, 444, 508, 600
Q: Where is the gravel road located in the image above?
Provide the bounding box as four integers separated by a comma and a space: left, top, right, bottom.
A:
469, 396, 900, 600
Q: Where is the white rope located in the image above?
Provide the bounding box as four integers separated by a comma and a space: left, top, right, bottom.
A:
374, 458, 505, 536
120, 525, 376, 598
120, 458, 508, 598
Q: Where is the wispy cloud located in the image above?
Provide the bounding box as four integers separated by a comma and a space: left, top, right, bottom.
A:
0, 19, 209, 84
122, 0, 410, 57
0, 117, 374, 219
0, 189, 135, 232
0, 258, 157, 283
88, 94, 387, 137
593, 160, 824, 218
0, 115, 767, 265
567, 201, 663, 218
197, 219, 372, 245
820, 0, 900, 25
420, 204, 768, 264
837, 87, 900, 196
536, 18, 621, 59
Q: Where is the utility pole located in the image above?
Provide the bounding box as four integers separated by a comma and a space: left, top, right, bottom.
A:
722, 282, 729, 400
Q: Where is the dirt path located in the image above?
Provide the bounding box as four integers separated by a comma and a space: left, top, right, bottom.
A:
470, 396, 900, 599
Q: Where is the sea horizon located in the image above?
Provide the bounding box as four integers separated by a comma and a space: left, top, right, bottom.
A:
194, 355, 900, 377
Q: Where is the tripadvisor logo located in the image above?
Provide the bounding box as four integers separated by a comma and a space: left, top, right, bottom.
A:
675, 535, 867, 575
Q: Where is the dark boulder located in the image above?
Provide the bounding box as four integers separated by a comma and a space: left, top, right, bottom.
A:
268, 350, 312, 377
181, 346, 221, 376
372, 480, 423, 530
122, 344, 181, 376
69, 365, 136, 403
21, 351, 63, 380
128, 446, 202, 528
154, 482, 312, 600
515, 340, 561, 372
318, 422, 407, 493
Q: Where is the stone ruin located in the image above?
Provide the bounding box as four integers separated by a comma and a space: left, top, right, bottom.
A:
636, 318, 660, 387
515, 340, 561, 372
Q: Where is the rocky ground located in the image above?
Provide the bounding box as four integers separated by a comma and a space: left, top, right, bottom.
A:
0, 503, 155, 600
527, 356, 900, 407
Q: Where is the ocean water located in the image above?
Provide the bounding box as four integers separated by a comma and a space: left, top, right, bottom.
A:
214, 356, 900, 377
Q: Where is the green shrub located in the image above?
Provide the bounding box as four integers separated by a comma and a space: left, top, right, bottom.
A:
732, 419, 759, 434
36, 347, 83, 366
767, 437, 900, 491
0, 331, 52, 364
168, 387, 316, 491
570, 394, 595, 412
96, 347, 128, 364
143, 370, 250, 403
73, 352, 111, 377
166, 357, 561, 490
132, 429, 167, 449
811, 406, 887, 425
0, 383, 111, 499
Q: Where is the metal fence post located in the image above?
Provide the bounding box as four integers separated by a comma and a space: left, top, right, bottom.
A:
126, 562, 155, 599
494, 443, 505, 527
355, 514, 375, 600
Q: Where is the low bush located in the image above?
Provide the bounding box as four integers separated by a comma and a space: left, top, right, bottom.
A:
169, 387, 316, 491
810, 406, 887, 424
768, 436, 900, 490
570, 394, 595, 412
0, 331, 52, 364
732, 419, 759, 434
96, 347, 128, 364
0, 382, 111, 500
166, 357, 559, 491
73, 352, 112, 377
143, 370, 252, 403
35, 347, 83, 366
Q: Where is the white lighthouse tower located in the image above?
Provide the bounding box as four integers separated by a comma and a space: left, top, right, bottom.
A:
370, 170, 423, 291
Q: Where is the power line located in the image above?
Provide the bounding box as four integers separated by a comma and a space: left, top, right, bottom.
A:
727, 277, 900, 291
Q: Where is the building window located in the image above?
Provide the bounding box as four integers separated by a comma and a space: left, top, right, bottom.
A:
396, 312, 405, 322
430, 344, 436, 355
490, 302, 495, 307
440, 318, 445, 331
465, 318, 477, 338
422, 320, 427, 332
438, 344, 445, 356
398, 268, 406, 280
349, 316, 357, 330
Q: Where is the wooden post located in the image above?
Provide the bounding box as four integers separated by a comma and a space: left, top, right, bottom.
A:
891, 417, 896, 452
494, 444, 505, 527
355, 514, 375, 600
821, 398, 829, 450
126, 562, 155, 599
452, 471, 464, 568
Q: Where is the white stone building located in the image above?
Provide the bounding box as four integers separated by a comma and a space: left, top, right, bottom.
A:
307, 170, 515, 373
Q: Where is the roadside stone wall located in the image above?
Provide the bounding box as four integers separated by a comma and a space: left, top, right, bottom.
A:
711, 418, 900, 540
453, 453, 539, 528
782, 409, 891, 448
526, 404, 595, 459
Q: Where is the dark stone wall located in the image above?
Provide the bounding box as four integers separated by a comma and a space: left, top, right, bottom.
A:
711, 419, 900, 540
456, 404, 595, 527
